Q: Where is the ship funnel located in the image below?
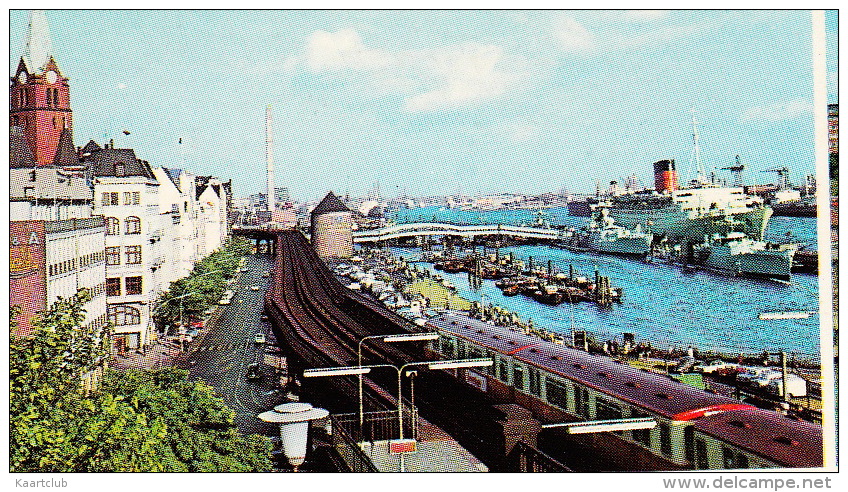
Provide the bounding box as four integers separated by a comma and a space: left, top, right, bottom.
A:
653, 159, 677, 193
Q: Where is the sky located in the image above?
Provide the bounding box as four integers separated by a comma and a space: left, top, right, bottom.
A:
9, 10, 838, 201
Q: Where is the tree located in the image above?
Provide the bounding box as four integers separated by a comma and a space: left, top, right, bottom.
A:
10, 289, 272, 472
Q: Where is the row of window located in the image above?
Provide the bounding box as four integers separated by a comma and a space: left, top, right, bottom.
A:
48, 251, 106, 277
107, 305, 141, 326
439, 334, 753, 469
105, 245, 142, 265
101, 192, 141, 207
106, 276, 143, 297
105, 216, 142, 235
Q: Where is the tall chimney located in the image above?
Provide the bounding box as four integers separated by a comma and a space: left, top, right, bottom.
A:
266, 105, 275, 214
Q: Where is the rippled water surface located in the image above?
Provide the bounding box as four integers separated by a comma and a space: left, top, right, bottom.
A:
387, 207, 821, 359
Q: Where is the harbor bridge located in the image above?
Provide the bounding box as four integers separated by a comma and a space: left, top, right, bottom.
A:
353, 222, 560, 243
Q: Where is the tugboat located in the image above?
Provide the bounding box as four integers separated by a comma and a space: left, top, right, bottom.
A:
585, 207, 654, 257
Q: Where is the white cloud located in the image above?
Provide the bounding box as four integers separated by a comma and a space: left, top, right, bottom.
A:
404, 43, 521, 112
607, 24, 703, 50
624, 10, 668, 22
117, 83, 127, 90
741, 99, 814, 122
552, 16, 596, 53
304, 29, 392, 72
289, 29, 527, 113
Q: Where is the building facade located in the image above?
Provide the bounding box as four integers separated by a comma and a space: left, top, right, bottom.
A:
828, 103, 838, 155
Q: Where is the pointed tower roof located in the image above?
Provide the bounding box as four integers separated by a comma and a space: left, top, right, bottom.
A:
10, 127, 36, 168
52, 128, 79, 168
24, 10, 54, 73
311, 192, 351, 215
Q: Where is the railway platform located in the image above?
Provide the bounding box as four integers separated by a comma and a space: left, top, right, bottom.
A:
357, 418, 488, 472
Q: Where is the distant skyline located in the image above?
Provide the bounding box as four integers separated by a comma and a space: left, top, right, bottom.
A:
9, 10, 838, 201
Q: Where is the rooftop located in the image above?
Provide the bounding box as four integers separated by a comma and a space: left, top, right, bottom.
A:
311, 192, 351, 215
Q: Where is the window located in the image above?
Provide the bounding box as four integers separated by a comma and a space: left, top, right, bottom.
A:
528, 367, 542, 396
722, 447, 735, 469
106, 278, 121, 296
125, 276, 143, 295
102, 192, 119, 206
123, 191, 140, 205
498, 359, 509, 383
632, 411, 652, 448
441, 337, 454, 358
546, 379, 570, 410
115, 163, 126, 177
28, 170, 36, 182
105, 217, 120, 235
46, 88, 53, 106
513, 364, 525, 391
659, 423, 672, 457
574, 385, 590, 418
108, 305, 140, 326
53, 88, 59, 106
684, 427, 695, 463
125, 245, 142, 264
23, 187, 34, 197
695, 439, 709, 470
484, 350, 494, 375
105, 246, 121, 266
125, 216, 141, 234
736, 453, 749, 469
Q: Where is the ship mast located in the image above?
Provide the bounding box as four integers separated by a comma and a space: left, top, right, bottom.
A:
689, 109, 709, 186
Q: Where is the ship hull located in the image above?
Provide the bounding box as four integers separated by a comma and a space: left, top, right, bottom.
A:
608, 206, 772, 242
699, 245, 795, 281
588, 235, 654, 256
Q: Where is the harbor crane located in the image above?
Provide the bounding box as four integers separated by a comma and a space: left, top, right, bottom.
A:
721, 155, 745, 187
762, 167, 790, 190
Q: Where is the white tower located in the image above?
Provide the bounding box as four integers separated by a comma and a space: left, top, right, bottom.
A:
266, 105, 275, 214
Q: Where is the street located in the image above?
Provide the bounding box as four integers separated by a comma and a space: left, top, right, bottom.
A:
186, 253, 286, 436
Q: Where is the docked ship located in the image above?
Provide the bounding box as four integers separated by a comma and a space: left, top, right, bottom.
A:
604, 116, 772, 242
584, 207, 654, 256
694, 232, 797, 281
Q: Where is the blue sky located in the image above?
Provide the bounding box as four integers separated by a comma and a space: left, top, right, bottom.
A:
9, 10, 837, 201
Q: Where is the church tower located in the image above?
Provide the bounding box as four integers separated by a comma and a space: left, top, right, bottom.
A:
10, 11, 73, 168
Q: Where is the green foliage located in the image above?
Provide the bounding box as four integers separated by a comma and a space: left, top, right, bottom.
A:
154, 237, 253, 329
10, 288, 272, 472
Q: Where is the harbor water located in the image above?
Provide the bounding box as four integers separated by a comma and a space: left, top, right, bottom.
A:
388, 207, 821, 360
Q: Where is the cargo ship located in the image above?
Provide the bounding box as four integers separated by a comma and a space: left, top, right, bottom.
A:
603, 116, 772, 241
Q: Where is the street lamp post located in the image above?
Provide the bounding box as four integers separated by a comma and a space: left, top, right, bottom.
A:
356, 333, 440, 429
304, 357, 492, 472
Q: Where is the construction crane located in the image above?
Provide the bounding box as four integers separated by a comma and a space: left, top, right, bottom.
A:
761, 167, 789, 190
721, 155, 745, 187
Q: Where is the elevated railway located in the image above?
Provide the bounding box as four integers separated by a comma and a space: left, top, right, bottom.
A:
263, 230, 517, 468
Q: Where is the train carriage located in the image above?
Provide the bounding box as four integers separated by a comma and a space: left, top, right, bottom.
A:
426, 313, 823, 471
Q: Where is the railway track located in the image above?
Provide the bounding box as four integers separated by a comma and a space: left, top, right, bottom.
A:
264, 231, 511, 467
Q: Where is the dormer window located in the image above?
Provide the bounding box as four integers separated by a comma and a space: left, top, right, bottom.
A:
28, 170, 36, 182
115, 163, 126, 177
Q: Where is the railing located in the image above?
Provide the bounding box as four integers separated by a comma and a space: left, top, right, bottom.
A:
332, 403, 419, 443
505, 441, 572, 472
329, 414, 379, 472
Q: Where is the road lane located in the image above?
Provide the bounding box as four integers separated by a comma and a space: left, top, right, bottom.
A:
186, 253, 284, 436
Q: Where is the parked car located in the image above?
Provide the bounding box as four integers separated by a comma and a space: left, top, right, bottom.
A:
672, 356, 700, 373
254, 333, 266, 344
246, 363, 261, 380
260, 314, 269, 322
693, 359, 739, 374
218, 298, 231, 305
262, 272, 270, 278
186, 329, 200, 337
766, 374, 808, 398
736, 366, 780, 385
250, 285, 260, 291
750, 370, 785, 387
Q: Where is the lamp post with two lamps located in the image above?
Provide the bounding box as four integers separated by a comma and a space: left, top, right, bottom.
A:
356, 332, 440, 428
304, 357, 492, 471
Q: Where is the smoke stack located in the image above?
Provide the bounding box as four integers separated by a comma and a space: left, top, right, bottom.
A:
653, 159, 677, 193
266, 105, 275, 214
